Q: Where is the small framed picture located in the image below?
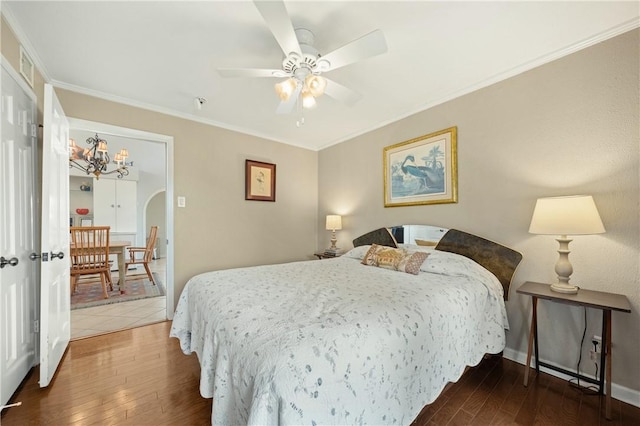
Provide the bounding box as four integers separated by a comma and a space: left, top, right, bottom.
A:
245, 159, 276, 202
19, 46, 34, 88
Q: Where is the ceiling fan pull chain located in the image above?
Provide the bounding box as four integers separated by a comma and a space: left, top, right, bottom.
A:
296, 91, 305, 127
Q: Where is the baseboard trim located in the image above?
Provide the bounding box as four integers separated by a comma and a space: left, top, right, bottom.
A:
503, 348, 640, 408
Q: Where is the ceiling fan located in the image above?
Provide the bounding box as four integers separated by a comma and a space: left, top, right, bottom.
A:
218, 0, 388, 115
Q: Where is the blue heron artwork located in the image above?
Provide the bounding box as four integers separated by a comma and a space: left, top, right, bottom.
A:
390, 140, 446, 198
384, 127, 457, 207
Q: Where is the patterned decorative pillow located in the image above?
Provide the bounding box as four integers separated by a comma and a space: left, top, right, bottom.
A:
361, 244, 429, 275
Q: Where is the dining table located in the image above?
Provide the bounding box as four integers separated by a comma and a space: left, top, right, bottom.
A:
69, 240, 131, 288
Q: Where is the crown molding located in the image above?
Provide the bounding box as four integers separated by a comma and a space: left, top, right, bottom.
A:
316, 18, 640, 151
51, 80, 314, 151
3, 4, 637, 153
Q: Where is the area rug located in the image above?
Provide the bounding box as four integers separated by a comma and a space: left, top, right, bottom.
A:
71, 272, 165, 310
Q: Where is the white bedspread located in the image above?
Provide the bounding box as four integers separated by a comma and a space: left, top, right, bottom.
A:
170, 248, 509, 425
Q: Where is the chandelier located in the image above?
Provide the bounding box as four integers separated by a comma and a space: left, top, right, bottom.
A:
69, 134, 131, 179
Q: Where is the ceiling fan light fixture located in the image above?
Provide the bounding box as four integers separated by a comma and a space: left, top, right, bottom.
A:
275, 77, 297, 101
305, 74, 327, 97
302, 90, 316, 109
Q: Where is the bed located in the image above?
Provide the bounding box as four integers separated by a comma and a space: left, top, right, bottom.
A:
170, 226, 522, 425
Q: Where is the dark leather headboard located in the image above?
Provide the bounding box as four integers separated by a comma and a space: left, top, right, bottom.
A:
352, 228, 398, 248
435, 229, 522, 300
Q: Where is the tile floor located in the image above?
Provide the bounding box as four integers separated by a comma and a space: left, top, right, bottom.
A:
70, 258, 167, 340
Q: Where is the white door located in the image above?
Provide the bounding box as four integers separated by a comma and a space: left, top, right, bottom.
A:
93, 178, 137, 233
116, 180, 137, 233
39, 84, 70, 387
93, 178, 116, 228
0, 62, 38, 406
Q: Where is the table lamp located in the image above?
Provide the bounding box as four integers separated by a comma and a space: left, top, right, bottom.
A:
529, 195, 605, 294
325, 215, 342, 254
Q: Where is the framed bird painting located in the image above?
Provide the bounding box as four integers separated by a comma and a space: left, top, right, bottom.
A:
383, 126, 457, 207
245, 159, 276, 202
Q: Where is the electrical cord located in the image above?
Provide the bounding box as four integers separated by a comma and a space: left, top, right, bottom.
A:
575, 307, 587, 384
569, 307, 598, 394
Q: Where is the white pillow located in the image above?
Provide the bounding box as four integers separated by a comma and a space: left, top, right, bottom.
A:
342, 245, 372, 260
397, 243, 434, 253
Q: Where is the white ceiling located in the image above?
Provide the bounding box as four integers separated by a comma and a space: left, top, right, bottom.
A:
4, 1, 638, 151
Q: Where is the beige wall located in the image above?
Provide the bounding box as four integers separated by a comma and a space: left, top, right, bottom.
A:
2, 15, 319, 311
318, 29, 640, 396
56, 89, 319, 303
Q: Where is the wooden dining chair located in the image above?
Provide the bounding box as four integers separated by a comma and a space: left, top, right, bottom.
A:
124, 226, 159, 286
70, 226, 112, 299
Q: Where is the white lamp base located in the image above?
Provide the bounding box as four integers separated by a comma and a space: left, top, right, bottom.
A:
550, 283, 579, 294
550, 235, 578, 294
329, 229, 338, 251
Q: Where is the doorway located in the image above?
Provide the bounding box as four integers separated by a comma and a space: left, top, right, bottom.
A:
66, 118, 174, 339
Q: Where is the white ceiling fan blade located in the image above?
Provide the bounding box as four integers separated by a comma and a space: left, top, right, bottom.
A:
319, 29, 387, 72
254, 0, 301, 57
276, 84, 302, 115
323, 78, 362, 106
217, 68, 289, 78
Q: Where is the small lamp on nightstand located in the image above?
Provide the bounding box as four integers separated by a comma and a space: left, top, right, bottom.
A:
325, 215, 342, 254
529, 195, 605, 294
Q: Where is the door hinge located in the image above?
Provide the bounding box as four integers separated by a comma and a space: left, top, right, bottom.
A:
33, 319, 39, 333
42, 252, 49, 262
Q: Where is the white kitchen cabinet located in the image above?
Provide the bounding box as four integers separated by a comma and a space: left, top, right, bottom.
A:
92, 179, 137, 233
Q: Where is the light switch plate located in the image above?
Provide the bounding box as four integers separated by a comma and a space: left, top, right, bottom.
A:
177, 196, 186, 208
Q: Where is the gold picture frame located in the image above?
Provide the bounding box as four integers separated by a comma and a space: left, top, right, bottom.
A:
245, 159, 276, 202
383, 126, 457, 207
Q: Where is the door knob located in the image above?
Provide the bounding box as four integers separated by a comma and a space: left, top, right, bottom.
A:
50, 251, 65, 260
29, 252, 42, 261
0, 256, 19, 268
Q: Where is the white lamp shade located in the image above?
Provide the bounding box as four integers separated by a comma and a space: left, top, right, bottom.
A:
275, 78, 297, 101
325, 215, 342, 231
529, 195, 605, 235
302, 90, 316, 109
305, 74, 327, 97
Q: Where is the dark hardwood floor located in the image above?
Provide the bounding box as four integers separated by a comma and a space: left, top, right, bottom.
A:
1, 321, 211, 425
412, 353, 640, 426
2, 321, 639, 425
